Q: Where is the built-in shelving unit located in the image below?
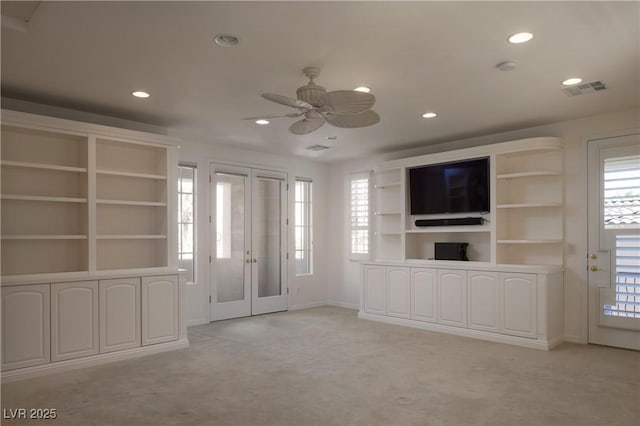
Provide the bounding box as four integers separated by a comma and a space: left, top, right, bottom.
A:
372, 168, 403, 260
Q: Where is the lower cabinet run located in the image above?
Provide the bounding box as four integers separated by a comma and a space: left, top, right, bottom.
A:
1, 274, 182, 377
361, 263, 563, 350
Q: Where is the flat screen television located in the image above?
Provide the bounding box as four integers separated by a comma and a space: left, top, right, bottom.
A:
409, 157, 489, 215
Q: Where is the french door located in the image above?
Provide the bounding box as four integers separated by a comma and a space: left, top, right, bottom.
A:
587, 133, 640, 349
209, 164, 288, 321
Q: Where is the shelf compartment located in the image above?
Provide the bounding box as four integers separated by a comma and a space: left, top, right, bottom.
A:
97, 173, 166, 203
2, 166, 87, 199
1, 235, 87, 240
1, 195, 88, 203
374, 182, 401, 189
374, 211, 401, 215
496, 203, 562, 209
1, 160, 87, 173
495, 149, 562, 175
496, 171, 561, 179
97, 239, 167, 270
1, 239, 88, 276
1, 125, 87, 169
97, 204, 166, 235
97, 235, 167, 240
496, 243, 563, 266
374, 232, 402, 236
96, 169, 166, 180
406, 226, 491, 234
497, 239, 562, 244
96, 199, 166, 207
405, 232, 491, 263
2, 200, 87, 236
96, 138, 166, 176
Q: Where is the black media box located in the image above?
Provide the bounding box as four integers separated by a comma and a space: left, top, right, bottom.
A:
434, 242, 469, 261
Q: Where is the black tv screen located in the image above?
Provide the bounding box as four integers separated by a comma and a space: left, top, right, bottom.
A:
409, 158, 489, 215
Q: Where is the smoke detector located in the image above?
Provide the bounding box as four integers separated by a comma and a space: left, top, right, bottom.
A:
496, 61, 517, 71
306, 144, 331, 151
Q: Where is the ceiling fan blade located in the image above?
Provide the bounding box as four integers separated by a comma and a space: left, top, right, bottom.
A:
289, 117, 325, 135
319, 90, 375, 114
325, 110, 380, 129
242, 112, 303, 120
261, 92, 313, 110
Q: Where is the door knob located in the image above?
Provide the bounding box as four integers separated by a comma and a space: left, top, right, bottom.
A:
590, 253, 598, 260
590, 265, 600, 272
246, 259, 251, 263
253, 258, 257, 263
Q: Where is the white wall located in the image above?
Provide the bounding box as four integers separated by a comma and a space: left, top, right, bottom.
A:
326, 108, 640, 341
177, 138, 330, 325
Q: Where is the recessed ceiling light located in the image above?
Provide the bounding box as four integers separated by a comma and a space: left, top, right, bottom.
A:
422, 112, 437, 119
508, 32, 533, 44
354, 86, 370, 93
214, 34, 239, 47
562, 77, 583, 86
131, 91, 150, 98
255, 119, 269, 125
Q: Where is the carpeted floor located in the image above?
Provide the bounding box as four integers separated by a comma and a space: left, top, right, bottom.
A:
1, 306, 638, 425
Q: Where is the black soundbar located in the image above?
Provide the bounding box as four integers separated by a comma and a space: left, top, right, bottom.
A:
415, 217, 484, 227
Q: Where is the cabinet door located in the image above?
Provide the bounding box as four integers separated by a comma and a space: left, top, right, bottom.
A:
468, 272, 500, 333
364, 265, 386, 315
387, 267, 410, 319
99, 278, 141, 353
437, 270, 467, 327
2, 284, 50, 371
142, 275, 179, 346
51, 281, 99, 361
411, 268, 437, 323
501, 273, 537, 338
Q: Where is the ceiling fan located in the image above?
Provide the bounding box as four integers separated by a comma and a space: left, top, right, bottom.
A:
245, 66, 380, 135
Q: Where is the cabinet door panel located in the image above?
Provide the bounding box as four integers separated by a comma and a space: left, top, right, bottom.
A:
52, 281, 99, 361
364, 266, 386, 315
437, 270, 467, 327
412, 268, 436, 322
387, 267, 410, 319
501, 273, 537, 338
468, 272, 500, 333
1, 284, 50, 371
142, 275, 179, 345
99, 278, 141, 353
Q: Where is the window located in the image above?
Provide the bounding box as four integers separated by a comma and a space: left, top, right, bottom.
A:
350, 173, 370, 259
295, 178, 313, 275
178, 164, 196, 283
216, 181, 231, 259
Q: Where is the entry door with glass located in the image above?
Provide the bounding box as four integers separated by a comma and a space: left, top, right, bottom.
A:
210, 164, 288, 321
587, 133, 640, 350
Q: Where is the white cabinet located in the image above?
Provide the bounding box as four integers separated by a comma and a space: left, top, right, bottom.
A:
437, 270, 467, 327
142, 275, 179, 346
99, 278, 141, 353
411, 268, 436, 323
468, 271, 500, 333
51, 281, 99, 361
386, 267, 410, 319
363, 265, 386, 315
1, 284, 50, 371
501, 273, 537, 338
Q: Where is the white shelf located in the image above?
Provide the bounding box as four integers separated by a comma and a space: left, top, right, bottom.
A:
96, 199, 167, 207
496, 203, 561, 209
374, 211, 401, 216
1, 195, 88, 203
497, 239, 562, 244
97, 235, 167, 240
497, 171, 561, 179
1, 160, 87, 173
406, 227, 490, 234
374, 182, 401, 189
1, 235, 88, 240
374, 232, 402, 236
96, 169, 166, 180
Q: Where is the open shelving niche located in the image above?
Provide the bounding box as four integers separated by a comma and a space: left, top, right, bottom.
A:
370, 137, 564, 268
1, 115, 178, 283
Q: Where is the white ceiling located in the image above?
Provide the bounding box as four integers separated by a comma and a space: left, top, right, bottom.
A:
2, 1, 639, 161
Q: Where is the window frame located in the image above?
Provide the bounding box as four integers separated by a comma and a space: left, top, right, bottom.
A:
178, 163, 197, 283
349, 171, 371, 261
295, 177, 313, 276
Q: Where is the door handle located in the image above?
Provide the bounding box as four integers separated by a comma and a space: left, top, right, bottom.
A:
246, 259, 251, 264
253, 258, 258, 263
590, 265, 600, 272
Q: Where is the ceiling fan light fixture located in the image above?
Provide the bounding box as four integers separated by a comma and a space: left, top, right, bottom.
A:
354, 86, 370, 93
562, 77, 583, 86
508, 32, 533, 44
214, 34, 239, 47
422, 112, 437, 118
131, 91, 150, 98
255, 119, 269, 125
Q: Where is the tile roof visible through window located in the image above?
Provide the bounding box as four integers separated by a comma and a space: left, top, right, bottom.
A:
604, 198, 640, 226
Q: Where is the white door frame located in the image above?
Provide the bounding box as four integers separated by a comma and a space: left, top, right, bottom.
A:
587, 132, 640, 349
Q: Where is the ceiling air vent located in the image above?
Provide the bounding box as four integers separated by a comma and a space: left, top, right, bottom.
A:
306, 144, 330, 151
562, 81, 607, 97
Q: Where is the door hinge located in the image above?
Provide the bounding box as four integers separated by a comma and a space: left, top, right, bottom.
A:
286, 218, 289, 225
209, 255, 212, 263
209, 215, 211, 223
286, 252, 289, 260
209, 295, 212, 303
287, 288, 289, 294
209, 175, 212, 183
287, 183, 289, 191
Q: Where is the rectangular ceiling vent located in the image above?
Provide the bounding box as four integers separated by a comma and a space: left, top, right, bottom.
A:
562, 81, 607, 97
306, 144, 330, 151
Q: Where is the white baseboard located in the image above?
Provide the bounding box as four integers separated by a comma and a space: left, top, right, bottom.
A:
2, 339, 190, 383
563, 334, 587, 344
326, 300, 359, 310
289, 302, 327, 311
187, 318, 209, 327
358, 312, 557, 351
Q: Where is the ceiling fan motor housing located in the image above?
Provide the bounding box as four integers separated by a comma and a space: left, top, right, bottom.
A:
296, 82, 326, 107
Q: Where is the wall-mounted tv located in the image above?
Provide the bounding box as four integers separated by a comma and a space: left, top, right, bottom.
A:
409, 157, 489, 215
